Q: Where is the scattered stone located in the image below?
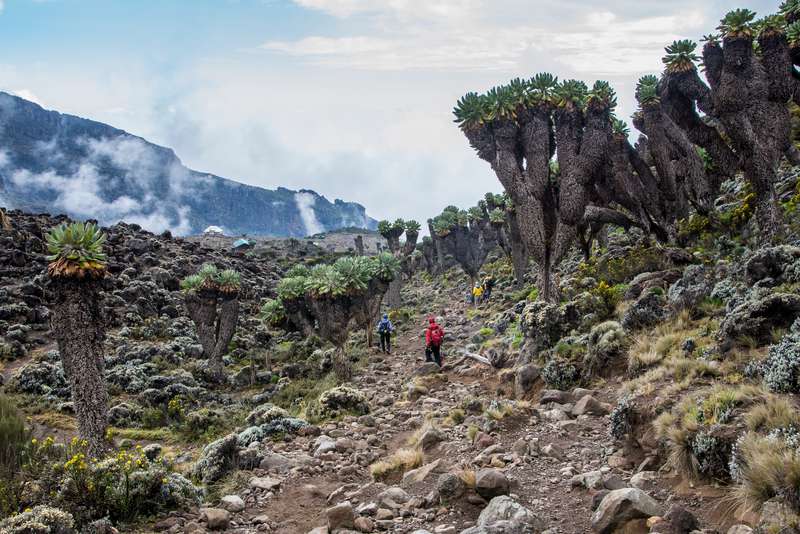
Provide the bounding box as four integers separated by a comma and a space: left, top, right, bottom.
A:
326, 501, 355, 530
460, 495, 545, 534
220, 494, 245, 513
475, 468, 510, 500
201, 508, 231, 531
591, 488, 664, 534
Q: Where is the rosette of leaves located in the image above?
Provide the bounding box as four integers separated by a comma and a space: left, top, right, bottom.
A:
718, 8, 757, 38
611, 117, 630, 137
554, 79, 588, 109
404, 220, 421, 234
587, 80, 617, 110
787, 20, 800, 45
276, 276, 308, 301
635, 75, 660, 108
369, 252, 400, 282
260, 299, 286, 327
453, 91, 489, 130
286, 264, 310, 278
46, 222, 107, 279
488, 208, 506, 226
216, 269, 241, 296
663, 40, 700, 73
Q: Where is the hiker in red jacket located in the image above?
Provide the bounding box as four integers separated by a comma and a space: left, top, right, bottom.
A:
425, 316, 445, 366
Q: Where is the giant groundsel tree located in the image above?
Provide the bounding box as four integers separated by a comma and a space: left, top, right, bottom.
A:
454, 76, 671, 300
46, 222, 110, 457
262, 253, 399, 380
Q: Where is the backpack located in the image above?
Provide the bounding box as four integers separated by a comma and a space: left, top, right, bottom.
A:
429, 326, 444, 347
378, 320, 391, 333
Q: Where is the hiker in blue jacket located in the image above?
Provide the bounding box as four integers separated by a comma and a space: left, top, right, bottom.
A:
377, 314, 394, 354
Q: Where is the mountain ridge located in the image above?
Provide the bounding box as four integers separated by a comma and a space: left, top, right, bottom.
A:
0, 91, 376, 237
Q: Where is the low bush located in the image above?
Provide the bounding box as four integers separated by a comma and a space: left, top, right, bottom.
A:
541, 358, 581, 391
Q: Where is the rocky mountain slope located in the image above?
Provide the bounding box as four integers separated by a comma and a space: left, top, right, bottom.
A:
0, 92, 376, 237
1, 156, 800, 533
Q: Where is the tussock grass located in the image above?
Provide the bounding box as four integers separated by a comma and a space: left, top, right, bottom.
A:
466, 425, 479, 443
484, 402, 514, 421
458, 469, 476, 488
443, 408, 465, 426
369, 448, 423, 480
628, 311, 694, 373
746, 396, 800, 433
728, 432, 800, 516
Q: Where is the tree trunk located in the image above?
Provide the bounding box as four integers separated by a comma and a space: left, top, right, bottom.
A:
185, 292, 217, 359
332, 346, 352, 381
210, 297, 239, 382
51, 278, 108, 458
386, 278, 402, 308
354, 235, 364, 256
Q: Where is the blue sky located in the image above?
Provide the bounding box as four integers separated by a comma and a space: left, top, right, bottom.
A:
0, 0, 779, 226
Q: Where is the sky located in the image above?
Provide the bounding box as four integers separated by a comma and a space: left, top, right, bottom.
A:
0, 0, 779, 227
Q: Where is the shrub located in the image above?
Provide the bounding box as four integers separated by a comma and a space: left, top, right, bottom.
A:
0, 396, 29, 478
369, 448, 422, 480
541, 358, 580, 391
763, 327, 800, 393
586, 321, 627, 376
0, 505, 75, 533
317, 386, 370, 418
609, 395, 634, 440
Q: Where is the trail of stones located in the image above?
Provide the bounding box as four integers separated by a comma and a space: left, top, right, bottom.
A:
162, 296, 637, 534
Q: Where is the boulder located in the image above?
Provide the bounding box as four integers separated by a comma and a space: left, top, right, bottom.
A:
718, 292, 800, 351
622, 290, 667, 331
571, 395, 611, 417
591, 488, 664, 534
745, 245, 800, 285
460, 496, 545, 534
437, 472, 466, 502
201, 508, 231, 531
514, 364, 541, 399
667, 265, 714, 310
475, 469, 510, 500
220, 495, 245, 513
326, 501, 355, 530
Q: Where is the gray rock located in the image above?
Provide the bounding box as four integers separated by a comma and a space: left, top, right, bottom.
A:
668, 264, 714, 310
475, 469, 510, 500
718, 292, 800, 351
571, 395, 611, 417
437, 472, 466, 502
220, 495, 245, 513
514, 364, 541, 399
326, 501, 355, 530
201, 508, 231, 531
591, 488, 664, 534
459, 496, 545, 534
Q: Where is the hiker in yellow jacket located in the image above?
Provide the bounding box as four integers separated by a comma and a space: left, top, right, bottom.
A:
472, 282, 484, 306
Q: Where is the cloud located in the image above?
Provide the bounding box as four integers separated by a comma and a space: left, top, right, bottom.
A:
7, 135, 193, 234
294, 192, 324, 235
0, 1, 4, 13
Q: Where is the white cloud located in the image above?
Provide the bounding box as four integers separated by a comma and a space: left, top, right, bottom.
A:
0, 1, 4, 14
294, 192, 325, 235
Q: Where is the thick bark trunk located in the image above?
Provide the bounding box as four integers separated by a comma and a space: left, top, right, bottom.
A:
185, 291, 239, 383
386, 278, 402, 308
185, 292, 217, 358
332, 346, 352, 381
51, 278, 108, 458
210, 297, 239, 381
354, 235, 364, 256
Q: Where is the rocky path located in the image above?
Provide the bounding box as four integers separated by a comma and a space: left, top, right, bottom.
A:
154, 298, 652, 534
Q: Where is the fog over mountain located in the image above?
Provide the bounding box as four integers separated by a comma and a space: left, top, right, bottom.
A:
0, 92, 376, 237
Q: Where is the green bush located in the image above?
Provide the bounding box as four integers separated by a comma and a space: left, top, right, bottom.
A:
0, 395, 30, 516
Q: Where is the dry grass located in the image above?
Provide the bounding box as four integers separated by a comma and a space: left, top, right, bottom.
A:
369, 448, 424, 480
466, 424, 479, 443
406, 419, 437, 448
727, 432, 800, 516
746, 396, 800, 433
458, 469, 476, 488
628, 311, 695, 373
442, 408, 465, 427
484, 402, 514, 421
31, 412, 76, 431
